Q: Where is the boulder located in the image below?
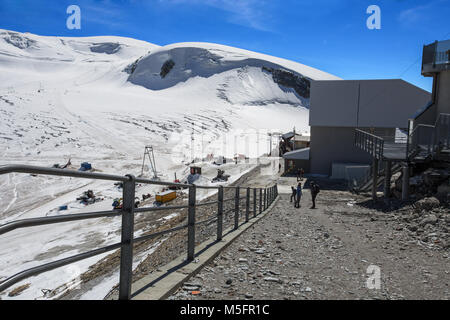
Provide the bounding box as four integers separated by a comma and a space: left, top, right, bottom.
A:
414, 197, 441, 211
420, 214, 438, 226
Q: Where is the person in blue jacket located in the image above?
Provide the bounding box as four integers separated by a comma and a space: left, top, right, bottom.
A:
295, 183, 302, 208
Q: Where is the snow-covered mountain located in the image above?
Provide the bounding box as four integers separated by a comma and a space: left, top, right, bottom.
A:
0, 29, 340, 300
0, 29, 339, 166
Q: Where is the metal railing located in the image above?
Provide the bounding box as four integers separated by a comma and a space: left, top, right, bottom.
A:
422, 40, 450, 74
407, 113, 450, 160
0, 164, 279, 300
355, 129, 385, 160
436, 113, 450, 151
349, 161, 402, 193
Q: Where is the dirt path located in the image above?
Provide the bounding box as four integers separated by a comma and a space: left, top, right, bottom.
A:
169, 187, 449, 300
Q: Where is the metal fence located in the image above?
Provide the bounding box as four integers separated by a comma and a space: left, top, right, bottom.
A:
0, 164, 279, 300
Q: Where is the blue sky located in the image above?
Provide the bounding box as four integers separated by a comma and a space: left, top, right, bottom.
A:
1, 0, 449, 92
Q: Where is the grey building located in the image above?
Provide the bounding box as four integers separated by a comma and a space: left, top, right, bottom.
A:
308, 79, 431, 175
352, 40, 450, 201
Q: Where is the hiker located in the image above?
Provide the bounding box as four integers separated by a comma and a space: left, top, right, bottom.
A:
295, 183, 302, 208
310, 181, 320, 209
290, 186, 296, 203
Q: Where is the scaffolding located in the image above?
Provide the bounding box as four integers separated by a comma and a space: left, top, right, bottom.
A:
140, 146, 158, 179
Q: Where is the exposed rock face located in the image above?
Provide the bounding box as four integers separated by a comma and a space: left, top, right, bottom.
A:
262, 66, 311, 99
90, 43, 121, 54
1, 31, 36, 49
160, 59, 175, 78
126, 46, 325, 96
124, 58, 140, 75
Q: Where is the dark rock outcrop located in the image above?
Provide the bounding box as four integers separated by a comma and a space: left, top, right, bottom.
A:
160, 59, 175, 78
262, 66, 311, 99
90, 43, 121, 54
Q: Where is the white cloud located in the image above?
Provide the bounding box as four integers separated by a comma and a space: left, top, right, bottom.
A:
398, 0, 443, 26
161, 0, 272, 31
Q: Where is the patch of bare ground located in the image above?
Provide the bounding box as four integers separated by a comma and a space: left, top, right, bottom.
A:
169, 187, 449, 300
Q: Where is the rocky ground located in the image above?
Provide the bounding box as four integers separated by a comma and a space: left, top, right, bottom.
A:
169, 181, 449, 300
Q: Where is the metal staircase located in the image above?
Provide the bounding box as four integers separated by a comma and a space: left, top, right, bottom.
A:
351, 162, 402, 194
352, 113, 450, 194
407, 113, 450, 162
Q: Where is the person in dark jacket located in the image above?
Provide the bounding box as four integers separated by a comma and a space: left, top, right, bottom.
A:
290, 186, 296, 203
295, 183, 302, 208
310, 181, 320, 209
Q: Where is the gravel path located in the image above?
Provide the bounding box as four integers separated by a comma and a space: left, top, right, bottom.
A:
170, 186, 449, 300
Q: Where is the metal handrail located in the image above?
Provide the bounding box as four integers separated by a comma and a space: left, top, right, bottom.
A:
0, 209, 121, 236
0, 242, 122, 293
0, 164, 279, 299
355, 129, 385, 159
407, 113, 450, 159
134, 205, 189, 213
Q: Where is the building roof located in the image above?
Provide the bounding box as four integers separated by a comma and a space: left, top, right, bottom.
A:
294, 135, 310, 142
282, 132, 310, 142
281, 132, 296, 140
283, 148, 310, 160
309, 79, 431, 128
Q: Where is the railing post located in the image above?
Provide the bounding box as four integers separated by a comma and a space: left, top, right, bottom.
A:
402, 163, 410, 201
268, 187, 271, 205
263, 188, 267, 210
187, 185, 196, 261
234, 187, 240, 230
406, 120, 411, 159
384, 160, 392, 198
259, 188, 262, 215
253, 188, 257, 218
119, 175, 136, 300
372, 158, 379, 202
217, 186, 223, 241
269, 187, 272, 205
245, 187, 250, 223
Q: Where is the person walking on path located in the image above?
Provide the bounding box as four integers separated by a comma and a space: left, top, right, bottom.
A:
295, 183, 302, 208
310, 181, 320, 209
290, 186, 296, 203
